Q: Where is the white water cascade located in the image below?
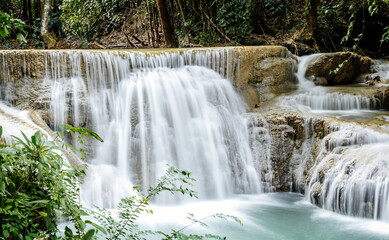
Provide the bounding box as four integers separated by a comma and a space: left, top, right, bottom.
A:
306, 125, 389, 222
285, 55, 389, 222
290, 91, 376, 111
246, 115, 273, 192
38, 49, 260, 208
286, 55, 380, 112
373, 60, 389, 84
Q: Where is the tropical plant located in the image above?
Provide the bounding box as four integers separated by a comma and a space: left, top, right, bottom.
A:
0, 11, 27, 43
217, 0, 252, 40
0, 126, 92, 239
60, 0, 127, 41
0, 125, 242, 239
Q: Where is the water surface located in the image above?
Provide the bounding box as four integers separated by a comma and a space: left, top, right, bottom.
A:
140, 193, 389, 240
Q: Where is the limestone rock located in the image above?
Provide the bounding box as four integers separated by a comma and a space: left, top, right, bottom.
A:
305, 52, 372, 85
248, 57, 295, 86
238, 46, 298, 106
247, 111, 331, 192
238, 46, 296, 87
239, 85, 259, 110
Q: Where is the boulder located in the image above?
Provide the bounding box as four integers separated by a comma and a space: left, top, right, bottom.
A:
248, 57, 296, 86
237, 46, 298, 107
305, 52, 372, 85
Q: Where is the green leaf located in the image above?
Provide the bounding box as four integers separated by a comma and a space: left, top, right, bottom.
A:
0, 125, 3, 138
85, 220, 108, 235
84, 229, 95, 239
38, 211, 48, 217
3, 230, 10, 238
65, 226, 73, 237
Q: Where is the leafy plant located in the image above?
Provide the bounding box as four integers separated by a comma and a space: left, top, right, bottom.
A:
0, 125, 242, 239
60, 0, 126, 41
0, 11, 27, 43
381, 26, 389, 44
217, 0, 252, 40
0, 128, 89, 239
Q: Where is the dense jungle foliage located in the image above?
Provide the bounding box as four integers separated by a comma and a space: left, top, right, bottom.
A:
0, 0, 388, 56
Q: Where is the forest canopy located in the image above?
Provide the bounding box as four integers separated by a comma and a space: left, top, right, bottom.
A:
0, 0, 388, 57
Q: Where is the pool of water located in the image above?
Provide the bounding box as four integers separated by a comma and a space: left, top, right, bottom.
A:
139, 193, 389, 240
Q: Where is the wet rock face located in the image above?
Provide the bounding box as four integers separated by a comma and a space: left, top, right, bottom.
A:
378, 87, 389, 110
249, 109, 389, 221
248, 57, 295, 86
247, 111, 330, 192
305, 52, 372, 86
239, 46, 298, 106
0, 51, 47, 81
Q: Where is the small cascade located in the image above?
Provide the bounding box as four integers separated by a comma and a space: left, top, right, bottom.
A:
287, 91, 377, 111
247, 115, 273, 191
290, 117, 315, 192
373, 60, 389, 84
287, 54, 384, 112
306, 125, 389, 222
295, 54, 320, 90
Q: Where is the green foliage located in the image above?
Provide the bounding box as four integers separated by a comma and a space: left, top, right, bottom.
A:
329, 59, 349, 75
0, 129, 87, 239
60, 0, 127, 40
0, 11, 27, 43
57, 124, 104, 160
217, 0, 252, 40
381, 26, 389, 44
339, 0, 388, 52
0, 125, 241, 239
264, 0, 285, 14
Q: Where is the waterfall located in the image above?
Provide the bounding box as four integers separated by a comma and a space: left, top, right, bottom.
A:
246, 114, 273, 192
3, 49, 259, 208
289, 55, 381, 112
2, 48, 389, 227
288, 91, 376, 111
291, 117, 315, 192
306, 125, 389, 221
373, 60, 389, 84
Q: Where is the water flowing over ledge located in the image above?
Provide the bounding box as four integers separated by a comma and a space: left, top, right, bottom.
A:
247, 111, 389, 222
0, 48, 242, 83
0, 48, 268, 208
1, 47, 389, 227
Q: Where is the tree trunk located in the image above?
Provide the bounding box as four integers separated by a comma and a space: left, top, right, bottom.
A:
22, 0, 28, 22
305, 0, 319, 41
40, 0, 55, 48
27, 0, 33, 26
40, 0, 50, 37
157, 0, 178, 47
250, 0, 268, 34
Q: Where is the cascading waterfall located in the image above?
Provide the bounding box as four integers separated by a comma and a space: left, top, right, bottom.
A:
266, 53, 389, 222
31, 49, 260, 208
306, 125, 389, 221
246, 115, 273, 191
289, 91, 376, 111
289, 55, 380, 112
290, 117, 315, 192
373, 60, 389, 84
